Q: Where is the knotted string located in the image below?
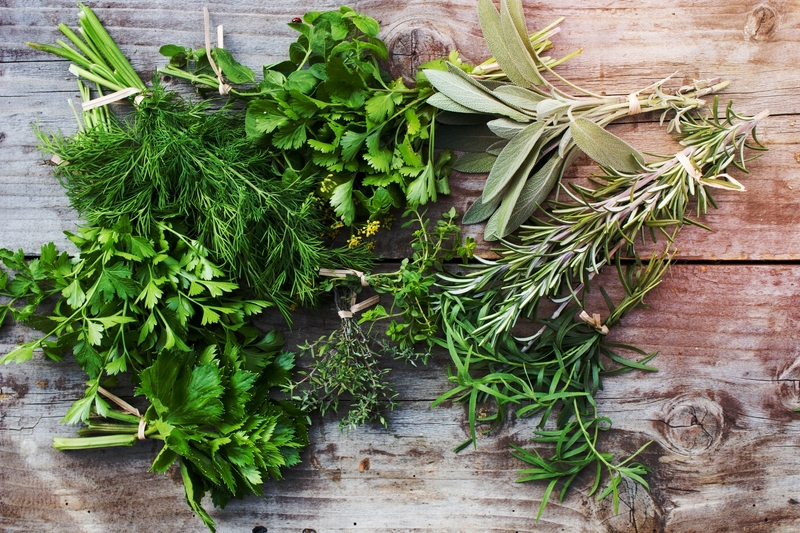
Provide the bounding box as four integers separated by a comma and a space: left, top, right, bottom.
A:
204, 7, 231, 95
579, 310, 609, 335
97, 386, 147, 440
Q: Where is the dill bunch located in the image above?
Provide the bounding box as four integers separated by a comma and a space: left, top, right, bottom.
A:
37, 83, 372, 315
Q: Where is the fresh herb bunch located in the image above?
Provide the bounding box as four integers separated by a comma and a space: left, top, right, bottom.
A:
424, 0, 733, 240
160, 7, 452, 235
439, 103, 768, 344
28, 4, 372, 315
434, 252, 670, 518
53, 344, 309, 533
285, 284, 411, 429
0, 218, 278, 422
363, 207, 475, 359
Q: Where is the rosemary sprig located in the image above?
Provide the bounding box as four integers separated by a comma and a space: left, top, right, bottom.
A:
439, 103, 768, 345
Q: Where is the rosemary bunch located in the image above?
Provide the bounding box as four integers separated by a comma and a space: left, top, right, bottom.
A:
439, 103, 768, 344
424, 0, 732, 239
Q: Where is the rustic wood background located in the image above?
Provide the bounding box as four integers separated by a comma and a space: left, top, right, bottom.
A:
1, 1, 799, 532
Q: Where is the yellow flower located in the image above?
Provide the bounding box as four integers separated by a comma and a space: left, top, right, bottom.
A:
347, 235, 362, 248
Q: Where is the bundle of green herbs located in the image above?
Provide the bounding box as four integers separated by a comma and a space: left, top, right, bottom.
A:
433, 101, 767, 515
28, 3, 372, 317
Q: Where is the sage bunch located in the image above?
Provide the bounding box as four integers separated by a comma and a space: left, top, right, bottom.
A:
425, 0, 732, 240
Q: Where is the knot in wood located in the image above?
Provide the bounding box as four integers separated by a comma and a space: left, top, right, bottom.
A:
383, 20, 456, 84
744, 4, 778, 42
777, 357, 800, 411
595, 477, 662, 533
658, 395, 725, 456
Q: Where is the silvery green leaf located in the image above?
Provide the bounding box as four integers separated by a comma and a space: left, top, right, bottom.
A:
453, 152, 498, 174
485, 135, 549, 239
443, 63, 532, 118
477, 0, 529, 88
499, 0, 545, 87
436, 124, 500, 152
463, 193, 502, 224
483, 121, 545, 203
569, 117, 645, 173
558, 127, 573, 157
503, 155, 563, 235
493, 85, 547, 112
487, 118, 526, 140
487, 140, 509, 155
484, 170, 528, 241
424, 69, 531, 121
427, 92, 478, 114
478, 80, 508, 91
537, 99, 569, 120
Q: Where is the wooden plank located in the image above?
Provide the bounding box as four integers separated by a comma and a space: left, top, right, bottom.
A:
3, 264, 800, 532
1, 1, 800, 532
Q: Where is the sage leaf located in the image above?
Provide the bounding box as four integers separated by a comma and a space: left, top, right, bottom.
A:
463, 193, 502, 224
493, 85, 547, 111
453, 152, 498, 174
427, 92, 477, 115
536, 99, 569, 120
487, 118, 526, 140
424, 68, 531, 122
484, 137, 548, 239
569, 117, 645, 173
482, 121, 545, 203
477, 0, 529, 88
499, 0, 545, 87
487, 140, 510, 155
436, 111, 490, 126
503, 155, 563, 236
436, 124, 500, 152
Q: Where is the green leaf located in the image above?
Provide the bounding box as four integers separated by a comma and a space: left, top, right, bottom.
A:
482, 121, 545, 203
85, 320, 104, 346
211, 48, 256, 84
330, 178, 356, 226
424, 68, 530, 122
492, 85, 546, 111
462, 193, 502, 225
453, 152, 497, 174
159, 44, 186, 57
62, 279, 86, 308
284, 69, 318, 94
477, 0, 529, 88
569, 117, 645, 173
426, 93, 477, 115
502, 154, 564, 236
340, 130, 368, 161
365, 92, 396, 123
484, 166, 530, 241
499, 0, 545, 86
487, 118, 526, 140
272, 124, 308, 149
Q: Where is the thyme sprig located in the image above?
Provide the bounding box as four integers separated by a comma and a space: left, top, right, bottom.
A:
439, 103, 768, 345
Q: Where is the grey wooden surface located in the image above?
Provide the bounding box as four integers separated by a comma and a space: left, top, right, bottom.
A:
2, 1, 800, 532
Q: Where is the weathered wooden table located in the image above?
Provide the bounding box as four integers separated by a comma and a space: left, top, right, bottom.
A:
1, 1, 799, 531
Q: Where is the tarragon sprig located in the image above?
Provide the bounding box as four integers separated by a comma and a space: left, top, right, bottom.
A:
438, 102, 768, 345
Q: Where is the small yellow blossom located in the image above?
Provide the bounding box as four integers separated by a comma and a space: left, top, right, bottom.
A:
347, 235, 362, 248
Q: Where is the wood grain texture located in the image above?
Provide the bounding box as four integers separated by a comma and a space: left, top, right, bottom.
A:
1, 0, 799, 532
